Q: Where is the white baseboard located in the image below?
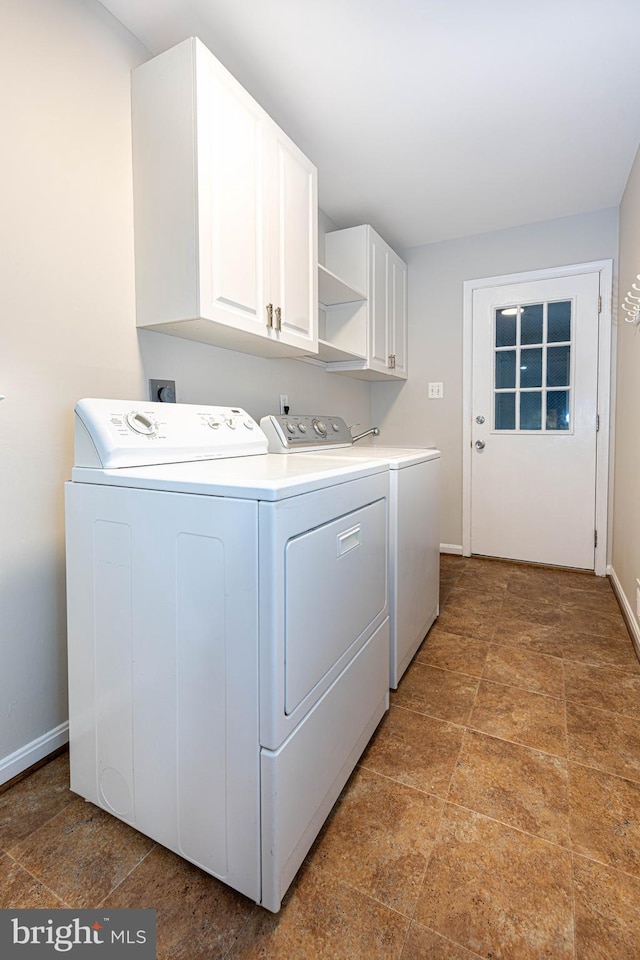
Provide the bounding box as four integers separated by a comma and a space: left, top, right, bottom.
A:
0, 722, 69, 787
608, 565, 640, 661
440, 544, 464, 555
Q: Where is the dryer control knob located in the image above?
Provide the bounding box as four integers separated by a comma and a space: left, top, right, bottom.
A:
208, 417, 223, 430
285, 422, 296, 434
312, 419, 327, 437
332, 422, 341, 432
225, 417, 238, 430
125, 411, 158, 436
298, 423, 307, 433
243, 419, 254, 430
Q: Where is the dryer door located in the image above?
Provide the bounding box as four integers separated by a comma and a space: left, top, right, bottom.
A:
284, 497, 386, 714
259, 470, 389, 750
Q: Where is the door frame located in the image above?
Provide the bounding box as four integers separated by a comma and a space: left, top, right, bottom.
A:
462, 260, 613, 575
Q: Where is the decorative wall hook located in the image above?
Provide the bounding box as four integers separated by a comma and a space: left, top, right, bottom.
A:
622, 274, 640, 324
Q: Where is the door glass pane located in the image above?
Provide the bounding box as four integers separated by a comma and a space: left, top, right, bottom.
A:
495, 392, 515, 430
496, 309, 517, 347
520, 348, 542, 388
520, 392, 542, 430
548, 301, 571, 342
491, 297, 574, 435
547, 345, 570, 387
546, 391, 570, 430
495, 350, 516, 388
521, 304, 543, 344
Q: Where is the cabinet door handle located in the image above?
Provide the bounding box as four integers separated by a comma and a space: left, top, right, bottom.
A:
275, 306, 282, 331
266, 303, 273, 328
388, 354, 396, 369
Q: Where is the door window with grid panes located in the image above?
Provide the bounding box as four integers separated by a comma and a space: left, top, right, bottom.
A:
494, 301, 572, 431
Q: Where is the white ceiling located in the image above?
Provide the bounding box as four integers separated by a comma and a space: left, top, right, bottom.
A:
99, 0, 640, 251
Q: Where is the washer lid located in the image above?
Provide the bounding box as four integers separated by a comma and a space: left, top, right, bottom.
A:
73, 398, 267, 468
305, 445, 442, 468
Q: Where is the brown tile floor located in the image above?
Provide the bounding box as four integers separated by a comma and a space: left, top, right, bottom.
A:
2, 555, 640, 958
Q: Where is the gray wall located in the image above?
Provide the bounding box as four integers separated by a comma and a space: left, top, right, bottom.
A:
612, 143, 640, 624
0, 0, 370, 781
372, 208, 619, 547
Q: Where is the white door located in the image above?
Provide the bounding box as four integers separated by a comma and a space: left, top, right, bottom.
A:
269, 125, 317, 350
369, 228, 390, 373
471, 272, 600, 569
389, 253, 408, 378
197, 50, 271, 337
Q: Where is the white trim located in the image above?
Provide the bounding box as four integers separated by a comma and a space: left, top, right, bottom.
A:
440, 543, 463, 555
594, 262, 613, 575
0, 722, 69, 786
462, 260, 613, 572
608, 565, 640, 662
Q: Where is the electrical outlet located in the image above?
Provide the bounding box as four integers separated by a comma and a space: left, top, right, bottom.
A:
279, 394, 289, 414
428, 382, 444, 399
149, 379, 176, 403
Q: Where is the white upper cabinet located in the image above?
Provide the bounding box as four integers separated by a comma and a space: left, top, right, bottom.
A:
389, 250, 408, 378
323, 225, 408, 380
132, 38, 317, 358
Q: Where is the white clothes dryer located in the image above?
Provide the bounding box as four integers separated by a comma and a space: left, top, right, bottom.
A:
260, 414, 441, 686
65, 399, 390, 912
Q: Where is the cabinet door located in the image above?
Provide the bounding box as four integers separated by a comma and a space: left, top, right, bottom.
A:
196, 49, 271, 338
269, 126, 318, 351
389, 253, 408, 378
369, 230, 390, 373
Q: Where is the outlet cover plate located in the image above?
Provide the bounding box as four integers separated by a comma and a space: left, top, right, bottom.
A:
149, 379, 176, 403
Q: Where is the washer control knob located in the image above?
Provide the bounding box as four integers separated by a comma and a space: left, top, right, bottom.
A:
312, 419, 327, 437
243, 419, 254, 430
226, 417, 238, 430
286, 421, 296, 434
208, 417, 223, 430
298, 423, 307, 433
332, 422, 341, 432
125, 411, 157, 436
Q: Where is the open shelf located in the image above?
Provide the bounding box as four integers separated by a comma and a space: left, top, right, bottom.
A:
315, 338, 367, 363
318, 264, 366, 307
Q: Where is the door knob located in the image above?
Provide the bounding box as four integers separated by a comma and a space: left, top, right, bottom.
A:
475, 440, 486, 450
475, 415, 485, 424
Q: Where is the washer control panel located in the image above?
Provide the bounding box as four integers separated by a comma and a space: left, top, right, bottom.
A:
74, 398, 267, 469
260, 414, 353, 452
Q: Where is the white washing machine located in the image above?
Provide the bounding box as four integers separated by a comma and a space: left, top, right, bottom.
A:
260, 414, 440, 687
65, 399, 390, 912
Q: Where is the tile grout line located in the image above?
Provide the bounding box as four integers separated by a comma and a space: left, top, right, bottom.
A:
569, 850, 579, 960
219, 905, 260, 960
3, 797, 89, 861
441, 796, 575, 856
357, 688, 477, 950
96, 842, 159, 908
567, 756, 640, 788
571, 848, 640, 885
2, 849, 71, 908
566, 744, 579, 960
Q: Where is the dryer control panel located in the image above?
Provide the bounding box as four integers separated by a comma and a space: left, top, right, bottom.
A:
260, 414, 353, 452
74, 398, 267, 468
